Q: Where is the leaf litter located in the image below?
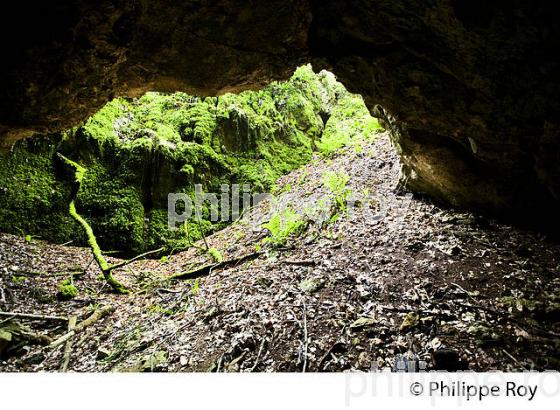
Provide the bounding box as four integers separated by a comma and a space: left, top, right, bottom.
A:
0, 132, 558, 372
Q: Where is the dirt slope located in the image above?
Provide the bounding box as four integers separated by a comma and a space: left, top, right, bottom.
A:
1, 133, 559, 372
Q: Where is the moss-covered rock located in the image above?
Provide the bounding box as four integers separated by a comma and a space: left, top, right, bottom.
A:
0, 65, 379, 253
57, 279, 78, 301
0, 134, 80, 243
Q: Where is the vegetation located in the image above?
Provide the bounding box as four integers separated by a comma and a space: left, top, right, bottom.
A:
317, 94, 383, 156
262, 208, 306, 246
57, 279, 78, 301
322, 170, 352, 214
208, 247, 223, 263
58, 153, 136, 293
0, 65, 381, 253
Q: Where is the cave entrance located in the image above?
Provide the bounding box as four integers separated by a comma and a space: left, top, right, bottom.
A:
0, 65, 388, 257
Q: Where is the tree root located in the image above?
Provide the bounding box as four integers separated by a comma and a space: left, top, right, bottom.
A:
58, 153, 163, 294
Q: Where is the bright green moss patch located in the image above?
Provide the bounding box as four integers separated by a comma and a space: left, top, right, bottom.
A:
318, 94, 384, 156
0, 65, 381, 253
57, 279, 78, 301
0, 135, 81, 243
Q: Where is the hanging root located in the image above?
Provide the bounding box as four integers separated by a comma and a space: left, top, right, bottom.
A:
58, 153, 129, 294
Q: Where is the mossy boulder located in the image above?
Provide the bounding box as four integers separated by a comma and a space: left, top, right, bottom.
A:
0, 66, 379, 253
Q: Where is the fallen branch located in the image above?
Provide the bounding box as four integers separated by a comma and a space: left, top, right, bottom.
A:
169, 252, 263, 280
302, 302, 308, 373
279, 259, 316, 266
60, 315, 77, 372
250, 338, 267, 372
49, 306, 114, 349
12, 270, 85, 278
58, 154, 127, 293
110, 247, 164, 271
0, 311, 67, 322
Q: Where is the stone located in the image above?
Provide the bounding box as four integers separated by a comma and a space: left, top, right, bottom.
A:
96, 347, 111, 361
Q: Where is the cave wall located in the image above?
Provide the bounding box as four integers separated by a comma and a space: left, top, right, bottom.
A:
1, 0, 559, 226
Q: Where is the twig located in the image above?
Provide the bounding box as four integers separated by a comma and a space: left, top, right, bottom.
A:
60, 315, 77, 372
0, 311, 67, 322
110, 247, 164, 271
169, 252, 263, 280
19, 250, 36, 259
0, 315, 16, 326
49, 306, 114, 348
502, 348, 527, 371
280, 259, 316, 266
450, 282, 480, 305
12, 270, 85, 278
216, 353, 224, 373
302, 302, 308, 373
317, 341, 344, 372
251, 338, 267, 372
84, 257, 95, 272
448, 283, 560, 341
378, 305, 431, 314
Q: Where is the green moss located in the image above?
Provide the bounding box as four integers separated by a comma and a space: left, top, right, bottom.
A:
59, 153, 128, 293
57, 279, 78, 301
81, 98, 130, 146
75, 162, 145, 252
0, 65, 378, 253
208, 247, 223, 262
318, 94, 383, 156
0, 135, 80, 243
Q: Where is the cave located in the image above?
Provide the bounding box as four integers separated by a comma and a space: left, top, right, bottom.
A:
0, 0, 559, 381
2, 1, 560, 229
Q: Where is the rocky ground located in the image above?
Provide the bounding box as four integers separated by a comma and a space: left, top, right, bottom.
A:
1, 132, 559, 372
